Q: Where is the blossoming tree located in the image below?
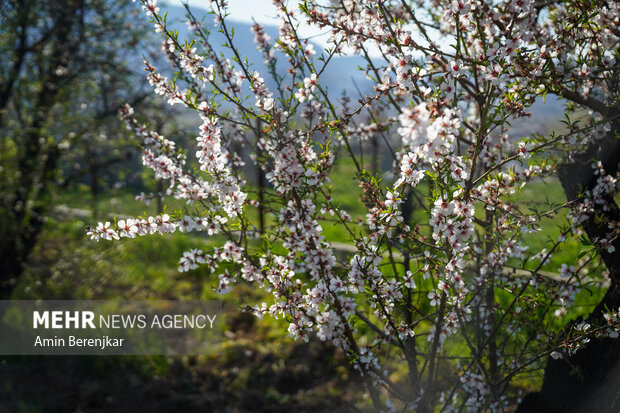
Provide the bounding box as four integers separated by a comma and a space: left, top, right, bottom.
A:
89, 0, 619, 411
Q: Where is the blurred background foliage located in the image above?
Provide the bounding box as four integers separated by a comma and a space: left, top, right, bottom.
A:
0, 0, 149, 298
0, 1, 360, 411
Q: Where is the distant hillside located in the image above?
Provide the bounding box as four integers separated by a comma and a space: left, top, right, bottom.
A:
152, 4, 564, 135
156, 4, 373, 97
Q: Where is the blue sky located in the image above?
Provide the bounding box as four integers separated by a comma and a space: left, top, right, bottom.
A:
164, 0, 283, 25
162, 0, 346, 53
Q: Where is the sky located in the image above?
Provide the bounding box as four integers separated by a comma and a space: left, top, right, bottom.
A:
164, 0, 284, 25
162, 0, 331, 45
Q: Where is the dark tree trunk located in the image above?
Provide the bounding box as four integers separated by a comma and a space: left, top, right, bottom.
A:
89, 146, 99, 219
255, 120, 265, 234
371, 134, 379, 177
518, 121, 620, 413
155, 180, 163, 215
0, 0, 82, 299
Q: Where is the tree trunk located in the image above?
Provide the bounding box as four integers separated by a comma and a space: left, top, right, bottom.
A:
517, 121, 620, 413
0, 0, 81, 299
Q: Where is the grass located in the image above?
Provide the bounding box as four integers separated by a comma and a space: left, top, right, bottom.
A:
15, 146, 612, 410
55, 170, 589, 277
52, 158, 606, 307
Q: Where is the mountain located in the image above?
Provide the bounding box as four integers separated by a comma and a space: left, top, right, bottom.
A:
157, 4, 374, 97
153, 4, 563, 134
